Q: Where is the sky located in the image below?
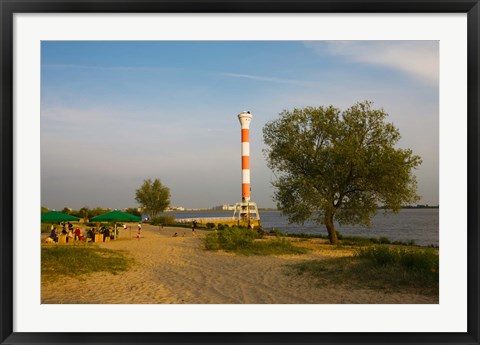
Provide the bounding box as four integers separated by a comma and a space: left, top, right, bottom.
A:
41, 41, 439, 210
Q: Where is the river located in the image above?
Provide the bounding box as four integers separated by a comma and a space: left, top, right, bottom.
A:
158, 209, 439, 247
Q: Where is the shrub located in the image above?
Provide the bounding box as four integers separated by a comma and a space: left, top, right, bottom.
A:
355, 245, 438, 272
269, 228, 282, 235
355, 245, 397, 266
215, 227, 260, 251
379, 236, 391, 244
203, 227, 308, 255
290, 245, 439, 296
206, 222, 215, 229
284, 233, 326, 239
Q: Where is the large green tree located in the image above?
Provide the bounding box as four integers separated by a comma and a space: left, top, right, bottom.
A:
263, 101, 422, 244
135, 178, 171, 219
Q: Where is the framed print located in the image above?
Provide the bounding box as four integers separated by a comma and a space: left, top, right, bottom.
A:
1, 1, 479, 344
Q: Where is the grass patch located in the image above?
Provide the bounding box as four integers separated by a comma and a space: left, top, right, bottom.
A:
289, 245, 438, 296
204, 227, 308, 256
42, 244, 133, 282
283, 232, 423, 247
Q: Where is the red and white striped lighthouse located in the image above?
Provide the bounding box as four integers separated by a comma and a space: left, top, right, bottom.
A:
238, 111, 252, 201
233, 111, 260, 225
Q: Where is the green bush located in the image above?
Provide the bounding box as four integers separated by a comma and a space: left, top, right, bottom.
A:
269, 228, 284, 236
355, 245, 438, 272
289, 245, 438, 296
206, 222, 215, 229
355, 245, 397, 266
284, 233, 326, 239
379, 236, 391, 244
204, 227, 308, 255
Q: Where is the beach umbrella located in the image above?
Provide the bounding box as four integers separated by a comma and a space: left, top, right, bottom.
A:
90, 210, 141, 240
41, 211, 80, 223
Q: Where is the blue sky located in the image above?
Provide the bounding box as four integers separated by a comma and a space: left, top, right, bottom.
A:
41, 41, 439, 210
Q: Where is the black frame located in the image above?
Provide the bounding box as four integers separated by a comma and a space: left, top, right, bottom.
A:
1, 1, 479, 344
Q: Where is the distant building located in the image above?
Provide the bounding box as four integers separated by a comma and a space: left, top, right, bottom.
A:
214, 204, 235, 211
166, 206, 185, 211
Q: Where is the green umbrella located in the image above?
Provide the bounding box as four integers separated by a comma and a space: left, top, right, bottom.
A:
90, 210, 141, 222
41, 211, 80, 223
90, 210, 141, 240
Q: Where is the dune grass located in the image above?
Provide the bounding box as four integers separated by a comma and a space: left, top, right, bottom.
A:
42, 244, 133, 282
289, 245, 438, 296
204, 227, 308, 256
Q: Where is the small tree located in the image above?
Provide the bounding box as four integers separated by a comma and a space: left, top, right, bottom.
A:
125, 207, 141, 217
78, 206, 90, 222
90, 207, 112, 218
135, 178, 170, 219
263, 101, 422, 244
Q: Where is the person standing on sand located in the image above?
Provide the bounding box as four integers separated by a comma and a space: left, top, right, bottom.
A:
137, 223, 142, 239
191, 220, 197, 237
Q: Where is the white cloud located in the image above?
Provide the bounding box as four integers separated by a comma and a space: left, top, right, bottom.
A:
304, 41, 439, 86
220, 72, 318, 87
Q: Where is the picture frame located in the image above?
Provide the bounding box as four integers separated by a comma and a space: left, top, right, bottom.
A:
1, 1, 478, 344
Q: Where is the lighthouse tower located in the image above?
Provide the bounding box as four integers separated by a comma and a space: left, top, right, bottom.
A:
233, 111, 260, 227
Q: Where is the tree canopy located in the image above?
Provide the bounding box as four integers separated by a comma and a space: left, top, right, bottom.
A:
263, 101, 422, 244
135, 178, 171, 219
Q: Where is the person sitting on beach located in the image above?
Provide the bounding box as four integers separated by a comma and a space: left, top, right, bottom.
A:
173, 232, 178, 237
74, 227, 81, 241
67, 229, 74, 243
49, 227, 58, 242
87, 228, 95, 242
61, 227, 67, 236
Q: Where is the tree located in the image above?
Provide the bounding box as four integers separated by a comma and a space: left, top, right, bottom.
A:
135, 178, 170, 219
263, 101, 422, 244
90, 207, 112, 218
77, 206, 91, 222
125, 207, 141, 217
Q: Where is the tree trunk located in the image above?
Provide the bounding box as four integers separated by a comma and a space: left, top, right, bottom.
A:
325, 211, 338, 244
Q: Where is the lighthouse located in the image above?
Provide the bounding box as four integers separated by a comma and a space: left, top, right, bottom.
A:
233, 111, 260, 227
238, 111, 252, 201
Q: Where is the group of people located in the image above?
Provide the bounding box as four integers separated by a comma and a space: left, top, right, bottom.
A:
48, 222, 84, 243
47, 223, 119, 243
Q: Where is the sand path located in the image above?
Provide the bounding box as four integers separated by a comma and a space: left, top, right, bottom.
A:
41, 225, 438, 304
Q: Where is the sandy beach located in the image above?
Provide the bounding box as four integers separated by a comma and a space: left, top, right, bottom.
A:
41, 224, 438, 304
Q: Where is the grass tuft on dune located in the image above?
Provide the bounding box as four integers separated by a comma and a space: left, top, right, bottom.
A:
289, 245, 438, 296
42, 244, 133, 282
203, 227, 308, 256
